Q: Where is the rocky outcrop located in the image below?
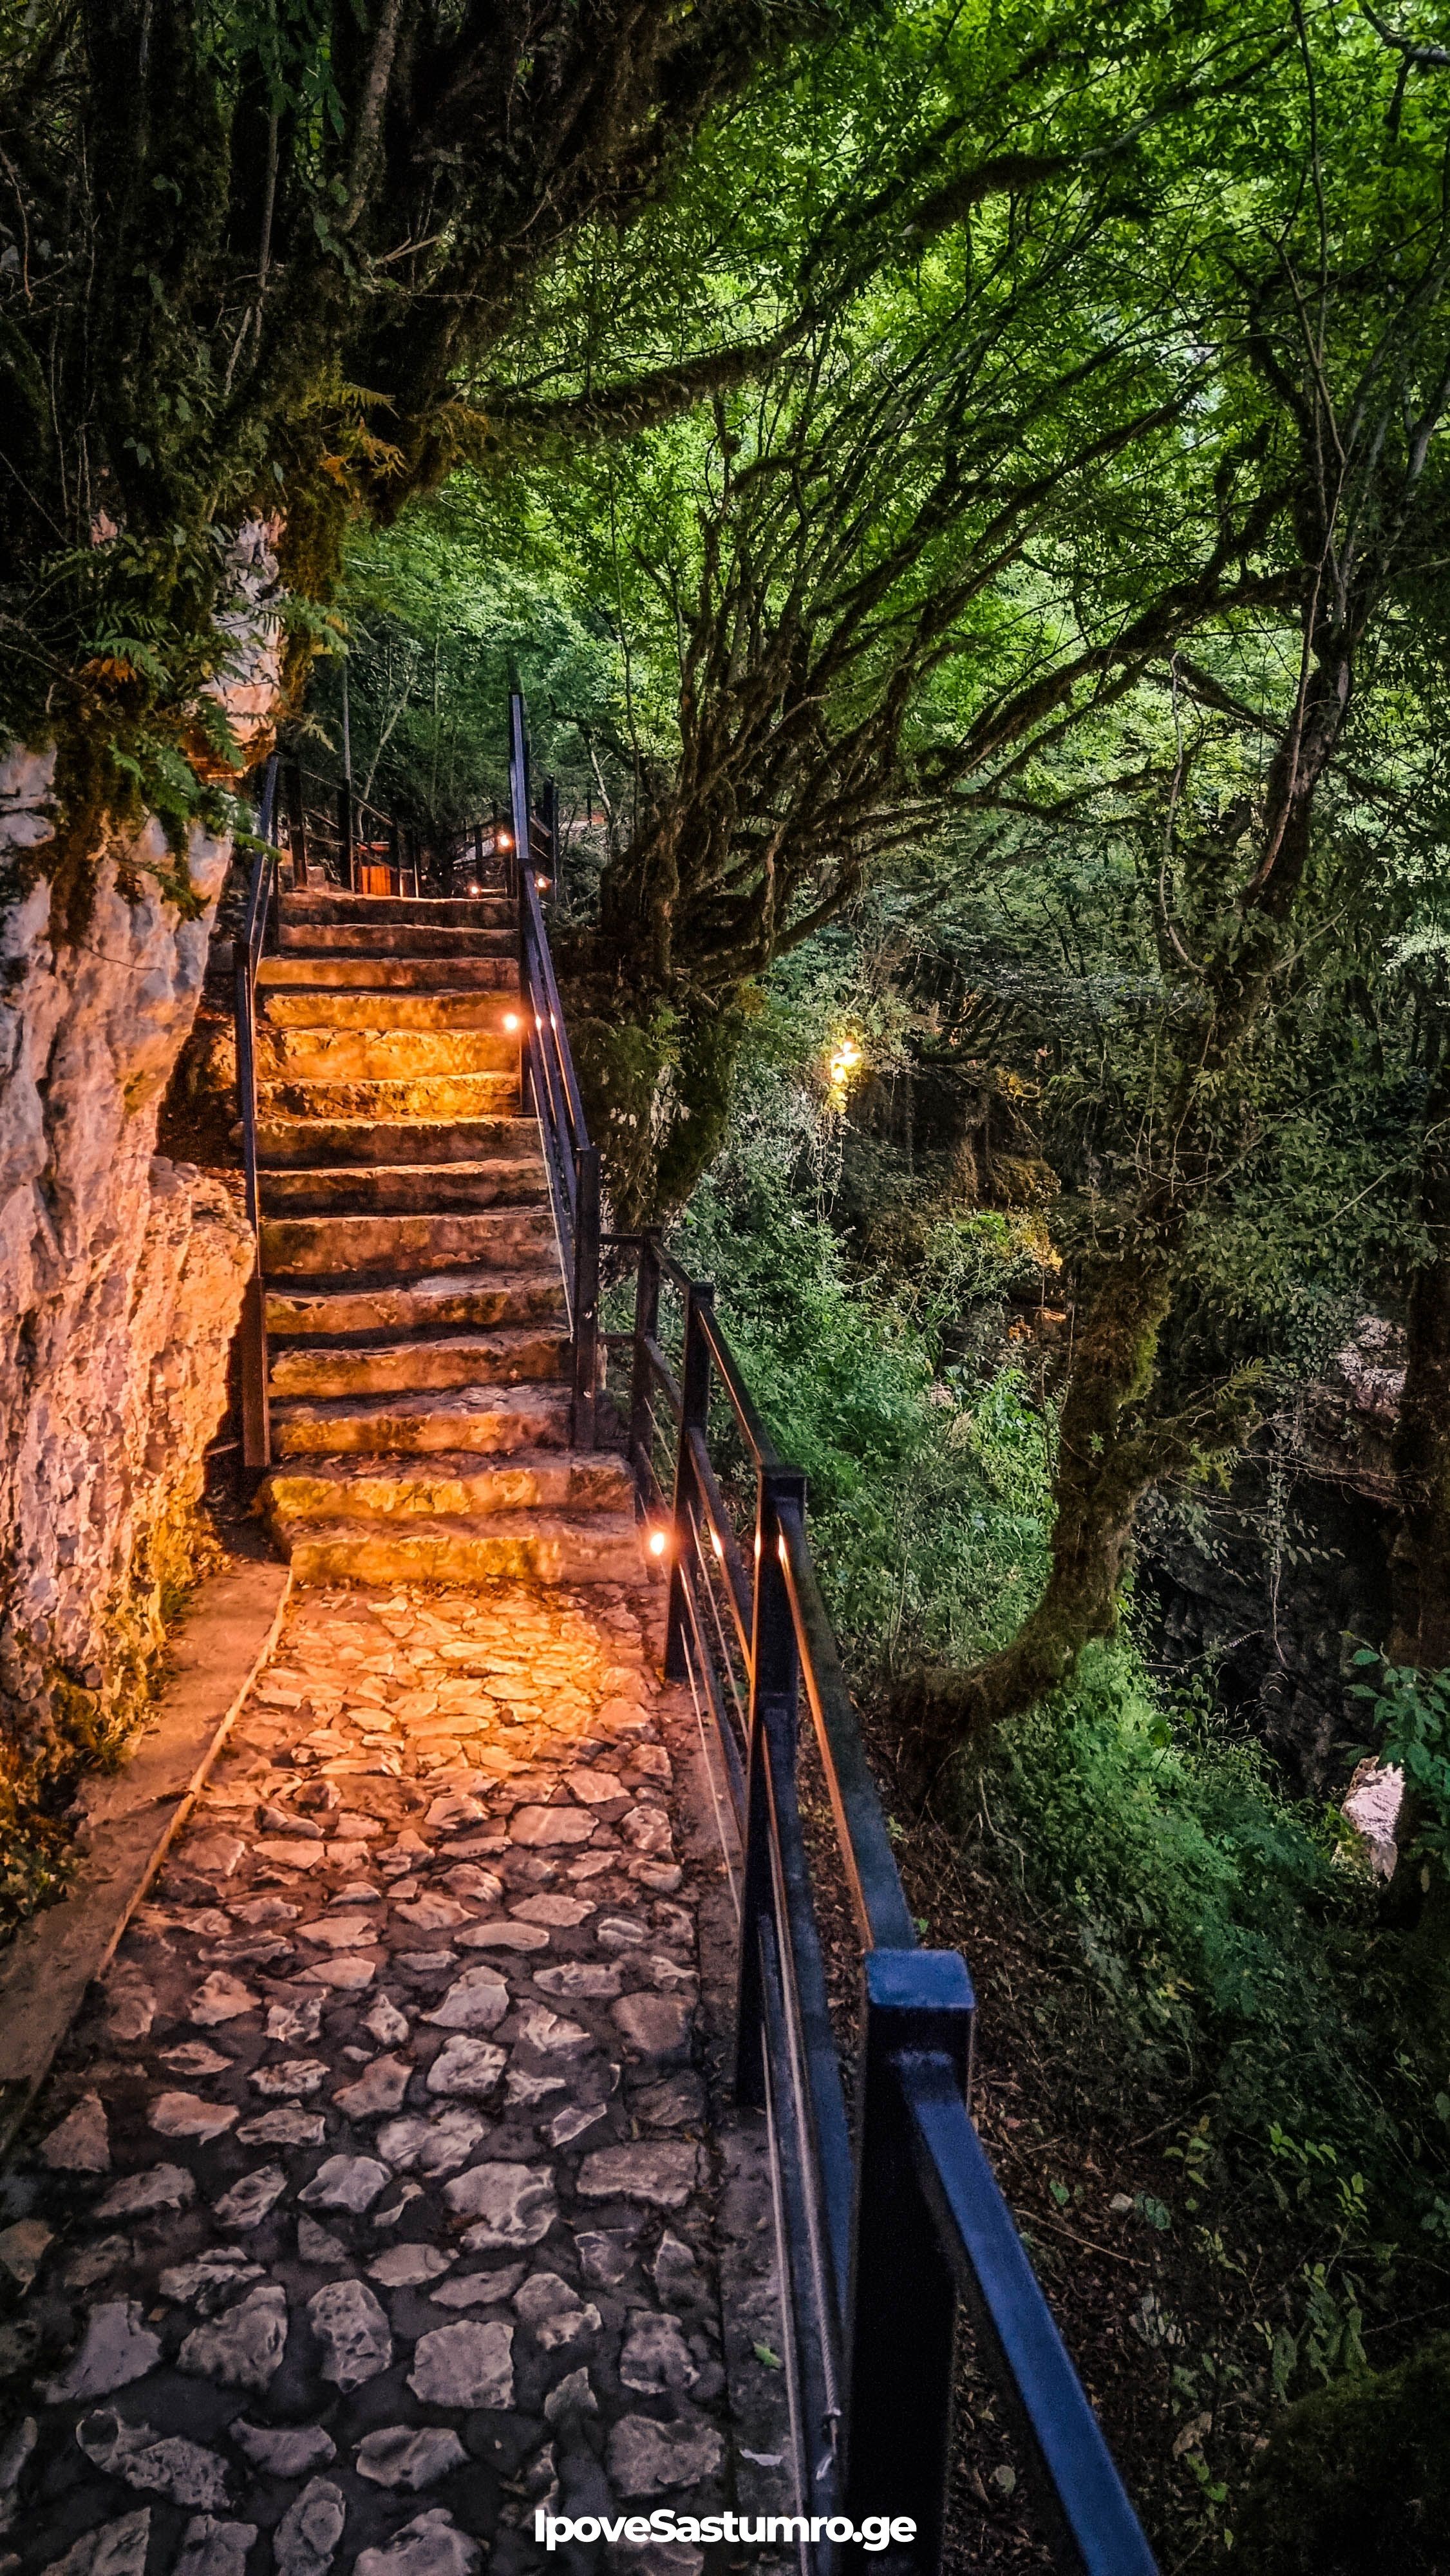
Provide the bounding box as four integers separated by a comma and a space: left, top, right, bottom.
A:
0, 755, 254, 1772
0, 520, 283, 1794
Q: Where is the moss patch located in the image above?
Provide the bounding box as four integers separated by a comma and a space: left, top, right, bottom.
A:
1236, 2333, 1450, 2574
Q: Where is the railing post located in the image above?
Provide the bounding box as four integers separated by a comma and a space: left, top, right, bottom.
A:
285, 759, 308, 887
735, 1461, 808, 2108
840, 1950, 976, 2571
664, 1280, 714, 1681
337, 783, 354, 892
628, 1233, 661, 1492
572, 1144, 600, 1450
234, 951, 270, 1477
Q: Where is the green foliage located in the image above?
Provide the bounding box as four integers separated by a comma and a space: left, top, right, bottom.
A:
1351, 1653, 1450, 1879
1236, 2331, 1450, 2576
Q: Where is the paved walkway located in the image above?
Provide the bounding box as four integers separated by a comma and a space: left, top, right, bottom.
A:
0, 1575, 776, 2576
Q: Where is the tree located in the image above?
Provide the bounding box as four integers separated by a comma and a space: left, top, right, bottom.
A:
0, 0, 820, 871
900, 6, 1450, 1762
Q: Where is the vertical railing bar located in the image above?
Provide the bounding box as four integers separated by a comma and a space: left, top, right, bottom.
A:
758, 1913, 843, 2564
760, 1698, 856, 2320
683, 1493, 751, 1764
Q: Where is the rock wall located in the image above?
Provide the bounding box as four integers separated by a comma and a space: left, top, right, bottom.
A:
0, 756, 253, 1780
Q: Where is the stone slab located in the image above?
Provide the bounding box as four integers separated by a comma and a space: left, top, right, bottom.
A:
0, 1555, 290, 2158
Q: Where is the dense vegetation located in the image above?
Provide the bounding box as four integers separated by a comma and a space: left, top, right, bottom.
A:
11, 0, 1450, 2561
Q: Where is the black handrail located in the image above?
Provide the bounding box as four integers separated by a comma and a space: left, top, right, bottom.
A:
605, 1231, 1158, 2575
508, 689, 598, 1444
234, 754, 279, 1474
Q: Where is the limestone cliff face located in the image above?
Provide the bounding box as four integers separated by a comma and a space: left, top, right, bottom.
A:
0, 522, 280, 1781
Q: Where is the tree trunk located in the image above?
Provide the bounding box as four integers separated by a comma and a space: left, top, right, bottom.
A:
897, 1250, 1176, 1774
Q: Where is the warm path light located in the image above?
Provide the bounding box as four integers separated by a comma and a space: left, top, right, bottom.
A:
825, 1032, 864, 1108
648, 1526, 669, 1558
503, 1012, 520, 1032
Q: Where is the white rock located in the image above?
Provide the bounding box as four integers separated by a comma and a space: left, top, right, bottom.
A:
41, 2301, 161, 2402
186, 1834, 248, 1879
231, 2421, 335, 2477
189, 1974, 258, 2027
353, 2509, 481, 2576
158, 2045, 231, 2078
179, 2284, 288, 2393
511, 2007, 591, 2057
299, 1955, 376, 1991
457, 1922, 549, 1953
543, 2367, 598, 2425
565, 1769, 625, 1806
40, 2508, 151, 2576
619, 2310, 699, 2392
420, 1967, 507, 2033
504, 2068, 567, 2109
511, 1895, 592, 1927
274, 2477, 346, 2576
149, 2092, 239, 2141
513, 2273, 600, 2352
428, 2263, 525, 2309
213, 2163, 288, 2229
605, 2414, 723, 2499
424, 1795, 487, 1833
444, 2162, 557, 2246
392, 1896, 469, 1933
577, 2142, 698, 2208
547, 2102, 607, 2149
408, 2319, 514, 2410
267, 1994, 326, 2043
356, 2427, 468, 2490
363, 1994, 411, 2047
76, 2409, 232, 2508
104, 1976, 157, 2043
376, 2108, 486, 2179
298, 2154, 391, 2213
532, 1962, 619, 1999
249, 2058, 329, 2098
41, 2092, 110, 2172
297, 1915, 377, 1951
334, 2054, 411, 2119
0, 2217, 51, 2288
174, 2515, 256, 2576
368, 2244, 455, 2287
237, 2105, 325, 2147
509, 1807, 594, 1846
159, 2250, 263, 2315
306, 2279, 392, 2387
97, 2164, 196, 2220
424, 2036, 506, 2099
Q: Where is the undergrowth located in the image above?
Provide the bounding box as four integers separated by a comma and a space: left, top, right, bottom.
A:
664, 962, 1450, 2561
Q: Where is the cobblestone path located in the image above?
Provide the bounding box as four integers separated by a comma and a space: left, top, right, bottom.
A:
0, 1573, 760, 2576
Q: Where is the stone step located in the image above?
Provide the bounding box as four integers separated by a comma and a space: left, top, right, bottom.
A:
260, 1206, 556, 1279
265, 1266, 567, 1340
268, 1329, 570, 1399
256, 1026, 518, 1080
258, 956, 518, 994
259, 986, 519, 1028
279, 923, 514, 958
256, 1074, 522, 1124
261, 1444, 632, 1520
256, 1115, 538, 1168
259, 1159, 548, 1218
270, 1508, 643, 1586
281, 894, 513, 931
268, 1382, 572, 1457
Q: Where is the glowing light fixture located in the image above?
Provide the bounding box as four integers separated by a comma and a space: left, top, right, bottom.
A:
647, 1527, 668, 1558
503, 1012, 520, 1033
536, 873, 550, 891
496, 829, 513, 852
825, 1032, 865, 1107
468, 881, 481, 895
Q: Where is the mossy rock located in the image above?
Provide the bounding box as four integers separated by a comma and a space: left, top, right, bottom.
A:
1236, 2333, 1450, 2574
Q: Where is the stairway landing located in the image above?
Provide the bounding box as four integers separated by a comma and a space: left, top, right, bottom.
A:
255, 888, 638, 1586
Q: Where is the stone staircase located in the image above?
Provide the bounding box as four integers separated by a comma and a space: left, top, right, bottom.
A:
252, 886, 639, 1584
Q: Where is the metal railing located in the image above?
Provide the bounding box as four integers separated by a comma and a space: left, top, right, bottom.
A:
279, 755, 424, 896
601, 1238, 1158, 2575
234, 755, 280, 1473
507, 688, 598, 1444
